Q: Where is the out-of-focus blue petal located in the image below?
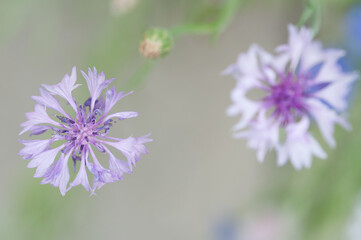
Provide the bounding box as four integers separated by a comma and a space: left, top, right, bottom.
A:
344, 4, 361, 63
338, 56, 355, 72
213, 216, 239, 240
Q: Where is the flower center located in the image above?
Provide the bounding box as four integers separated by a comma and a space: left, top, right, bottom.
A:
263, 73, 307, 125
56, 101, 114, 154
75, 123, 96, 145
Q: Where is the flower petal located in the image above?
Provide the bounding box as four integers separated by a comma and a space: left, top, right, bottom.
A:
27, 125, 52, 136
87, 146, 115, 194
40, 151, 70, 196
105, 146, 130, 179
42, 66, 80, 112
233, 111, 279, 163
19, 105, 63, 135
308, 99, 351, 148
102, 134, 152, 171
19, 138, 54, 160
314, 72, 358, 112
227, 86, 261, 130
81, 67, 114, 112
277, 24, 313, 69
69, 151, 91, 192
103, 87, 133, 116
103, 111, 138, 122
281, 118, 326, 170
32, 88, 70, 118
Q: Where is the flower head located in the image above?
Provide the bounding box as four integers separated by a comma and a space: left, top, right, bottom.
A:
19, 67, 152, 195
224, 25, 358, 169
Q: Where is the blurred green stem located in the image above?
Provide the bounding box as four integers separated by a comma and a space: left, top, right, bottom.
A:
169, 23, 216, 37
297, 0, 322, 36
123, 60, 155, 91
170, 0, 244, 39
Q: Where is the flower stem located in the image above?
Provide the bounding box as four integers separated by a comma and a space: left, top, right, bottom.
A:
169, 0, 244, 39
297, 0, 322, 36
123, 59, 155, 91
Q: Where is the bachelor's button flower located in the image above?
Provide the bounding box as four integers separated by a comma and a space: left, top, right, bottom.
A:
224, 24, 358, 169
19, 67, 152, 195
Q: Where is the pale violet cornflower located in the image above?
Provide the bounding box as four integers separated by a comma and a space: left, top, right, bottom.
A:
19, 67, 152, 196
224, 25, 358, 169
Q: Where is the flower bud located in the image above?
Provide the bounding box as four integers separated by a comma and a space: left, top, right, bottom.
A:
139, 28, 173, 59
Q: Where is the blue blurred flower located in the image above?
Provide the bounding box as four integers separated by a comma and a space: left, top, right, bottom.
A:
344, 3, 361, 66
338, 3, 361, 105
213, 216, 239, 240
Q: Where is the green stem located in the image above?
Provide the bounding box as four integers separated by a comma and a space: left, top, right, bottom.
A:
297, 0, 322, 36
169, 23, 215, 38
311, 0, 322, 37
213, 0, 244, 37
169, 0, 243, 39
123, 60, 155, 91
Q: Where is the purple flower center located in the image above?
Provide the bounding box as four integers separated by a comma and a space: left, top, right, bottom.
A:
70, 121, 97, 145
56, 98, 113, 157
263, 73, 308, 125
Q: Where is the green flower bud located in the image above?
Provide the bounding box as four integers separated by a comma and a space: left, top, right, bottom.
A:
139, 28, 173, 59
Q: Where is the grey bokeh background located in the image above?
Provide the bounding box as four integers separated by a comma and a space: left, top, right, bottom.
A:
0, 0, 349, 239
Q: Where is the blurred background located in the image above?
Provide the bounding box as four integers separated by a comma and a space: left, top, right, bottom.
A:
1, 0, 361, 239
